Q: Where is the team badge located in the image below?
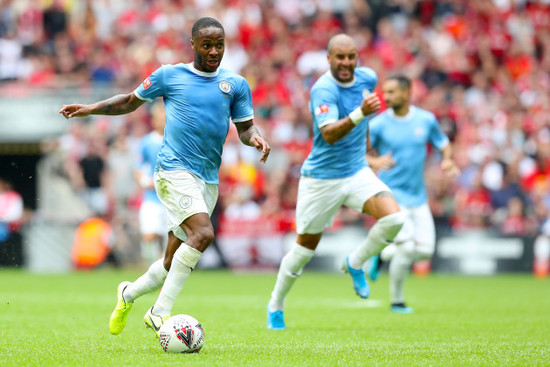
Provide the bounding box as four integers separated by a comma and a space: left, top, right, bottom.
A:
143, 77, 152, 90
314, 104, 329, 116
219, 81, 231, 93
414, 127, 425, 137
179, 195, 192, 209
362, 89, 370, 98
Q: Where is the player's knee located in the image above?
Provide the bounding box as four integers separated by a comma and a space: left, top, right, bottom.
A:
378, 211, 405, 241
415, 243, 435, 260
190, 226, 215, 250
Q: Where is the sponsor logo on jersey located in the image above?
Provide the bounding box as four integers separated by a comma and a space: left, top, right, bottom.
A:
219, 81, 231, 93
143, 77, 152, 90
314, 104, 329, 116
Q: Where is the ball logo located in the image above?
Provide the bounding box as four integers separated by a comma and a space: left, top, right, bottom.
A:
219, 81, 231, 93
175, 326, 193, 348
160, 334, 171, 352
179, 196, 192, 209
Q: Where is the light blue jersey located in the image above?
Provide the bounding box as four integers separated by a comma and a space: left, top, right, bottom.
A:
134, 63, 254, 184
370, 106, 449, 207
137, 131, 163, 204
302, 67, 377, 179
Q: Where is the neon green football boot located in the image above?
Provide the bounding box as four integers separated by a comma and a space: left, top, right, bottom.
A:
109, 281, 133, 335
144, 306, 170, 338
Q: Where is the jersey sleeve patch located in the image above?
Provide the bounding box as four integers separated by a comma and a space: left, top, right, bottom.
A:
314, 104, 329, 116
143, 77, 152, 90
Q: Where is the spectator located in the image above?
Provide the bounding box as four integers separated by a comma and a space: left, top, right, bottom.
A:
0, 177, 24, 266
2, 0, 550, 269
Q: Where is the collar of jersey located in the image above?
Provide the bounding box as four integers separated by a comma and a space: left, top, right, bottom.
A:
188, 62, 219, 77
326, 71, 355, 88
388, 106, 416, 121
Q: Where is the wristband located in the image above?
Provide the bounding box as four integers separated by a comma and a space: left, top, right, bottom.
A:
348, 107, 365, 125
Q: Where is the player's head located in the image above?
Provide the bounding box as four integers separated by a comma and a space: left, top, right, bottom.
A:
383, 75, 411, 110
327, 34, 358, 83
191, 17, 225, 73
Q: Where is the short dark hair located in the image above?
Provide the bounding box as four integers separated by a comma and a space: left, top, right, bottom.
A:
387, 75, 411, 90
191, 17, 224, 39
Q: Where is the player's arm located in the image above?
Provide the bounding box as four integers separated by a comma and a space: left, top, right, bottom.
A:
440, 143, 460, 177
59, 93, 145, 119
134, 170, 154, 190
235, 120, 271, 163
320, 93, 380, 145
366, 150, 395, 171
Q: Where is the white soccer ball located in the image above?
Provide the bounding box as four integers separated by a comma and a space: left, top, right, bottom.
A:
159, 314, 205, 353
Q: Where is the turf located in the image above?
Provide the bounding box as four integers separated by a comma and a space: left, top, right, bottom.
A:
0, 269, 548, 366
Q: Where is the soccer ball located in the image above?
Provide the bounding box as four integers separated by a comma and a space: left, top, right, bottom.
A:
159, 314, 205, 353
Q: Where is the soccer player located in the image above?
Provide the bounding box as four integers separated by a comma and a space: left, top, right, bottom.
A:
59, 17, 270, 337
134, 102, 168, 265
366, 75, 459, 313
266, 34, 405, 330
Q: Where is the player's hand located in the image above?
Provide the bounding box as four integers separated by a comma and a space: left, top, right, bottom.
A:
370, 153, 396, 170
441, 158, 460, 177
360, 93, 381, 116
59, 104, 93, 119
250, 135, 271, 163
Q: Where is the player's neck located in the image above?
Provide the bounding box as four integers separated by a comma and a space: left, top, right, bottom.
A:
392, 104, 409, 117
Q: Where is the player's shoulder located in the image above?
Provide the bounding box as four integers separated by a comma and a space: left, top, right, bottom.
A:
370, 109, 390, 126
159, 63, 185, 72
354, 67, 378, 84
217, 68, 251, 92
311, 72, 338, 93
412, 106, 437, 123
218, 68, 247, 83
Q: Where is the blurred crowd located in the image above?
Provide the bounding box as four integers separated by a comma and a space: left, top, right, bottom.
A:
1, 0, 549, 252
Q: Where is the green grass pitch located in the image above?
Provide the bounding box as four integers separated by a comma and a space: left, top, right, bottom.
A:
1, 269, 549, 366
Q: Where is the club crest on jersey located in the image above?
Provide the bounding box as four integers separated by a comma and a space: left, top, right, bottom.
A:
362, 89, 370, 98
314, 104, 329, 116
143, 77, 152, 90
219, 81, 231, 93
414, 127, 425, 137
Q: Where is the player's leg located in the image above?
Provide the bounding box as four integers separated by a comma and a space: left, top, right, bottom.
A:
109, 256, 169, 335
343, 168, 404, 298
368, 208, 408, 282
410, 204, 436, 262
143, 169, 218, 337
389, 205, 434, 313
109, 228, 171, 335
124, 233, 178, 303
389, 240, 414, 313
267, 233, 319, 330
145, 212, 211, 335
139, 201, 166, 264
267, 176, 342, 329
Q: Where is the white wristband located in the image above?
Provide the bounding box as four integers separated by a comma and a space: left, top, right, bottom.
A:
348, 107, 365, 125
